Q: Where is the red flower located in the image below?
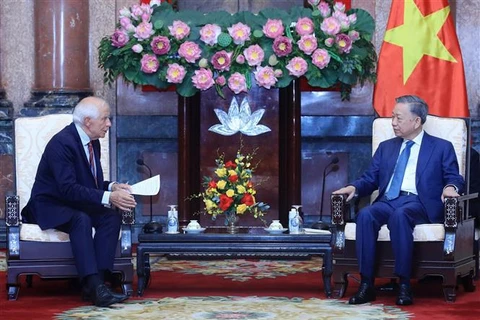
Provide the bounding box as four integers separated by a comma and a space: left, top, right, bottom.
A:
246, 181, 254, 189
208, 180, 217, 188
219, 194, 234, 211
225, 160, 237, 169
228, 174, 238, 183
241, 193, 254, 206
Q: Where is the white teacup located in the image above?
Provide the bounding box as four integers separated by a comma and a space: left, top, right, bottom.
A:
187, 220, 201, 229
269, 220, 283, 230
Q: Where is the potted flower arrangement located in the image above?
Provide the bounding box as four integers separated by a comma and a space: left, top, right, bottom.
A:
98, 0, 376, 100
195, 148, 269, 233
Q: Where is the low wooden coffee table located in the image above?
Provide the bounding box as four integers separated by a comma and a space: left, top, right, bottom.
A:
136, 228, 332, 297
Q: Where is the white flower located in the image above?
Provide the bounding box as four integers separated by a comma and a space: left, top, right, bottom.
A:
209, 97, 271, 136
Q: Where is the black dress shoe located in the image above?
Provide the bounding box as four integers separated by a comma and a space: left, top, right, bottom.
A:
349, 283, 376, 304
91, 284, 129, 307
396, 284, 413, 306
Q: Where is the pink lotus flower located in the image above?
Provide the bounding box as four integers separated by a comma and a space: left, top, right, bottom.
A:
348, 30, 360, 42
262, 19, 284, 38
336, 33, 353, 53
211, 50, 232, 71
318, 1, 331, 18
254, 66, 277, 89
168, 20, 190, 40
298, 35, 318, 55
227, 72, 247, 94
200, 24, 222, 45
130, 4, 143, 20
312, 49, 331, 69
151, 36, 170, 55
134, 21, 154, 40
321, 17, 341, 36
348, 13, 357, 24
228, 22, 251, 45
192, 68, 214, 90
333, 11, 350, 30
286, 57, 308, 77
216, 75, 226, 86
179, 41, 202, 63
334, 2, 346, 12
274, 69, 283, 78
119, 7, 131, 18
324, 37, 335, 47
120, 17, 133, 31
166, 63, 186, 83
243, 44, 265, 66
111, 29, 129, 48
272, 36, 292, 57
236, 54, 245, 64
132, 44, 143, 53
140, 54, 159, 73
295, 17, 314, 36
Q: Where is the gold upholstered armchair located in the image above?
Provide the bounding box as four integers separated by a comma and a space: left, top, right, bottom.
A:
5, 114, 134, 300
330, 115, 477, 302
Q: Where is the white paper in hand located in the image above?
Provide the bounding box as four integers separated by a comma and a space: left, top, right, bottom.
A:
130, 174, 160, 196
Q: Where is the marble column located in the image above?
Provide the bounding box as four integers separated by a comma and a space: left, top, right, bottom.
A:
24, 0, 92, 112
0, 37, 14, 241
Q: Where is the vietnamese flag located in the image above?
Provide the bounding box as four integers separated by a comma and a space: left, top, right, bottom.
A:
373, 0, 469, 117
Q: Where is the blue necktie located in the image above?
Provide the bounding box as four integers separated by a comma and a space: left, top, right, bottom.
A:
385, 140, 414, 200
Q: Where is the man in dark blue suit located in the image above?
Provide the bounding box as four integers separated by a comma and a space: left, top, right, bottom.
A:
22, 97, 137, 307
333, 95, 464, 306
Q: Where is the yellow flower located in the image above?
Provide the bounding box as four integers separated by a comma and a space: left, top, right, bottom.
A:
228, 169, 237, 176
236, 204, 248, 214
206, 188, 217, 196
236, 185, 246, 194
217, 180, 227, 189
204, 199, 217, 210
215, 168, 227, 177
226, 189, 235, 197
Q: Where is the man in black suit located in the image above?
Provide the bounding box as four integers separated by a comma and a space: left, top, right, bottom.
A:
22, 97, 137, 307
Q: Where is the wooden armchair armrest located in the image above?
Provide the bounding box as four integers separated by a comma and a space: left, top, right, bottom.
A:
5, 195, 20, 259
118, 208, 135, 256
331, 194, 349, 253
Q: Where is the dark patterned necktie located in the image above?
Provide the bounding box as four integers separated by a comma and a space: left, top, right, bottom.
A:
87, 142, 97, 187
385, 140, 414, 200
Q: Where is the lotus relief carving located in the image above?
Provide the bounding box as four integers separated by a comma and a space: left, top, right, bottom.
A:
208, 97, 271, 136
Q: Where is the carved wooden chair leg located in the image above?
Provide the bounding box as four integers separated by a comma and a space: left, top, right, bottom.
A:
333, 271, 349, 298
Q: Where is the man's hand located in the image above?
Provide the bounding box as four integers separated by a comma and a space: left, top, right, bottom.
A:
332, 185, 356, 202
112, 182, 132, 193
441, 185, 460, 202
110, 190, 137, 211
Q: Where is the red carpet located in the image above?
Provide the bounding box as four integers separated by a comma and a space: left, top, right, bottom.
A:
1, 258, 479, 319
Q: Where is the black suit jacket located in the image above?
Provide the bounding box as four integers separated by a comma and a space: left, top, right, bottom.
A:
23, 123, 111, 230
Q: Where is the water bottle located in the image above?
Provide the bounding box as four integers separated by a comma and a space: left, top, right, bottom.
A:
167, 205, 178, 233
289, 208, 300, 234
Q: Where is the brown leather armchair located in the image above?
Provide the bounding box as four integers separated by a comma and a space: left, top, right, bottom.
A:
5, 114, 134, 300
330, 116, 477, 302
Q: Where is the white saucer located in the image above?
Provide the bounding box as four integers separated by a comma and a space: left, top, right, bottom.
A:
164, 231, 180, 234
264, 227, 288, 234
182, 227, 206, 234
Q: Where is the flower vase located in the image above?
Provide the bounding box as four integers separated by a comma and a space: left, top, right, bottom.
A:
225, 211, 239, 234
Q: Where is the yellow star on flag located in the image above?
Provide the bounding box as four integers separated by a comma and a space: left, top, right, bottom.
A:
383, 0, 457, 84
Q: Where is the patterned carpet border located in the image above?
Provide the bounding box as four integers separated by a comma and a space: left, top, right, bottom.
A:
55, 296, 413, 319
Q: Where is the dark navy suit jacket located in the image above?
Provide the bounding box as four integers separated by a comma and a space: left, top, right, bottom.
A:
351, 132, 464, 223
23, 123, 111, 230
